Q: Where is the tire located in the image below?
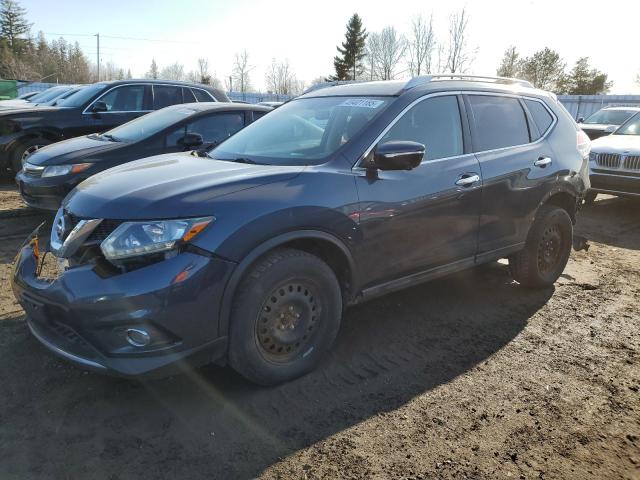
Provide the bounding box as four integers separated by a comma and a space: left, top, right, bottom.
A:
11, 138, 51, 173
228, 248, 342, 386
583, 191, 597, 206
509, 205, 573, 289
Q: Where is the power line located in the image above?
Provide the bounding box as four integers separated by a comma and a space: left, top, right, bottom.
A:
43, 31, 198, 45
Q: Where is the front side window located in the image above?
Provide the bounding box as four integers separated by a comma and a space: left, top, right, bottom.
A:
98, 85, 146, 112
380, 95, 463, 161
210, 96, 392, 166
166, 112, 245, 148
583, 109, 635, 126
154, 85, 182, 109
468, 95, 529, 151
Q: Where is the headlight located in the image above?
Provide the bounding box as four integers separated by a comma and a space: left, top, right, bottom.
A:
588, 152, 597, 163
100, 217, 213, 261
42, 163, 93, 177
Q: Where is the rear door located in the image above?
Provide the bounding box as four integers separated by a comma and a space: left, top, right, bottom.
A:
465, 94, 558, 257
354, 94, 482, 286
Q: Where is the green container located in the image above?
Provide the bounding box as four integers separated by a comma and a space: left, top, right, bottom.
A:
0, 80, 18, 99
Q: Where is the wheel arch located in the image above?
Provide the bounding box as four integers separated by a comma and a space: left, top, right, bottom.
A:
217, 230, 357, 339
538, 187, 579, 223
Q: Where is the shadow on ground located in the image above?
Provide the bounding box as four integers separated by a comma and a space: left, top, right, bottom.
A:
577, 196, 640, 250
0, 261, 552, 479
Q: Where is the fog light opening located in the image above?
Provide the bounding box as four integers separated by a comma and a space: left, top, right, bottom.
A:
126, 328, 151, 347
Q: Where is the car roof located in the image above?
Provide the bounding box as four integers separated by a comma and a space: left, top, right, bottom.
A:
299, 76, 552, 100
600, 106, 640, 111
91, 79, 229, 101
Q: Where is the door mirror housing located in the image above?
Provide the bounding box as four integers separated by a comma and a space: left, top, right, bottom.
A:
604, 124, 617, 134
91, 100, 108, 113
371, 141, 425, 171
178, 132, 204, 149
577, 117, 584, 123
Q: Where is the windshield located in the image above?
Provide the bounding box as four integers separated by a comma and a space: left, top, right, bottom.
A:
56, 83, 105, 108
29, 86, 70, 103
583, 109, 636, 125
210, 96, 392, 165
100, 105, 197, 142
614, 113, 640, 136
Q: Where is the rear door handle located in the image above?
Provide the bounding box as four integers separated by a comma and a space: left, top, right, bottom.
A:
534, 157, 552, 168
455, 173, 480, 187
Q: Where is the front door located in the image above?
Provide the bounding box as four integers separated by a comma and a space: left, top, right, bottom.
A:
89, 84, 151, 134
354, 94, 482, 287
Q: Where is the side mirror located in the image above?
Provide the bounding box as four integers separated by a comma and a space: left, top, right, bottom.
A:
178, 132, 204, 149
604, 125, 617, 134
371, 141, 425, 171
92, 100, 108, 113
577, 117, 584, 123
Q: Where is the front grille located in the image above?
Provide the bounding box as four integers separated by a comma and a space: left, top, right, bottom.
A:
623, 155, 640, 171
596, 153, 621, 169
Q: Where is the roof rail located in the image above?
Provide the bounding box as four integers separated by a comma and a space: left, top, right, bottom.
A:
404, 74, 534, 90
301, 80, 365, 95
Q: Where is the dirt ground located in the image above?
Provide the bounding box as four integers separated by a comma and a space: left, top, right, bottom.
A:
0, 185, 638, 480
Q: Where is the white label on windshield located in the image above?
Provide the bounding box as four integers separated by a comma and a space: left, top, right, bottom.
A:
339, 99, 384, 109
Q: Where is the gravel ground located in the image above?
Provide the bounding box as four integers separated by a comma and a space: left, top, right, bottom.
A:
0, 186, 638, 480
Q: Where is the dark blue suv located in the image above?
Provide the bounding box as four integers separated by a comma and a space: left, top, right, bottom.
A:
11, 75, 591, 385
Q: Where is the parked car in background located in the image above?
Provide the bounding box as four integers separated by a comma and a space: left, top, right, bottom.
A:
585, 112, 640, 204
30, 86, 85, 108
0, 79, 229, 173
16, 91, 39, 100
0, 85, 78, 111
578, 106, 640, 140
11, 75, 590, 385
17, 102, 271, 210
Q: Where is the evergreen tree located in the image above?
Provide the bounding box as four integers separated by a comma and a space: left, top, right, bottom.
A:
564, 57, 611, 95
332, 13, 367, 80
496, 46, 521, 78
147, 58, 159, 79
519, 47, 566, 92
0, 0, 30, 53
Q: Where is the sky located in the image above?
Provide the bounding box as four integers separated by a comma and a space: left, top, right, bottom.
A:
20, 0, 640, 94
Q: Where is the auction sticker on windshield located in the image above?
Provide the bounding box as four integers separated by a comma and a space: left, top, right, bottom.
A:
339, 99, 385, 109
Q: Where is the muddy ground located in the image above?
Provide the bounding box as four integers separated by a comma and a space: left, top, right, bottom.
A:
0, 185, 638, 480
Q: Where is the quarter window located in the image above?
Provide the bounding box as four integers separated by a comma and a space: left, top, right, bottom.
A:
192, 88, 214, 102
380, 95, 463, 161
524, 99, 553, 139
154, 85, 183, 109
97, 85, 146, 112
468, 95, 530, 151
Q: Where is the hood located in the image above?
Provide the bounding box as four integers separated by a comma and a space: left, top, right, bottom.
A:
0, 100, 30, 110
591, 134, 640, 155
0, 105, 63, 121
64, 153, 305, 220
27, 135, 126, 165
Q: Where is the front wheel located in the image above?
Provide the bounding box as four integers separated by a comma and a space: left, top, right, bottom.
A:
509, 205, 573, 289
228, 248, 342, 385
11, 138, 51, 173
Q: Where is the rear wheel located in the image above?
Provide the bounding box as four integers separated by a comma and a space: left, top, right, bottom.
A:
11, 138, 51, 173
509, 205, 573, 288
228, 248, 342, 385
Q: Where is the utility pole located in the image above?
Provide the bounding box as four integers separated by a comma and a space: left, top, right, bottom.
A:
95, 33, 100, 81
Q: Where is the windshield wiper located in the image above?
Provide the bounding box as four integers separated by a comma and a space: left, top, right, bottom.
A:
228, 157, 266, 165
101, 133, 120, 142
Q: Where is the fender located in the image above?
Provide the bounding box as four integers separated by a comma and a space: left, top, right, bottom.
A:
216, 229, 357, 339
6, 127, 64, 154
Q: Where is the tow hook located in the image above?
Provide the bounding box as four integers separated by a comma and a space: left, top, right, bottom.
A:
573, 235, 590, 252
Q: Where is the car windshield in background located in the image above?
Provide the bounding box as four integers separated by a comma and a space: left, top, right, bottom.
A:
56, 83, 104, 107
614, 113, 640, 135
210, 96, 392, 165
583, 109, 635, 125
98, 105, 197, 142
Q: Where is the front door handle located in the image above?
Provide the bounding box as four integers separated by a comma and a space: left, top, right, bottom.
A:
534, 157, 552, 168
455, 174, 480, 187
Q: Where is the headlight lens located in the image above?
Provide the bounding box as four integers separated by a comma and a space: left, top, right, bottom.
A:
100, 217, 213, 261
42, 163, 93, 177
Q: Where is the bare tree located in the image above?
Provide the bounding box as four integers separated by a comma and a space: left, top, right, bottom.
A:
445, 8, 475, 73
635, 70, 640, 86
160, 62, 185, 81
407, 14, 436, 77
265, 58, 303, 95
231, 50, 253, 93
197, 57, 211, 84
367, 26, 406, 80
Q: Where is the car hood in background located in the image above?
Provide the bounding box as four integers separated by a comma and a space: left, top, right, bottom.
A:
27, 135, 126, 165
590, 134, 640, 155
64, 153, 305, 220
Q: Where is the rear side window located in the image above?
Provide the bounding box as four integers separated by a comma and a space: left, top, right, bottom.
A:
524, 99, 554, 139
468, 95, 529, 151
154, 85, 182, 109
183, 87, 197, 103
381, 95, 463, 161
192, 88, 214, 102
